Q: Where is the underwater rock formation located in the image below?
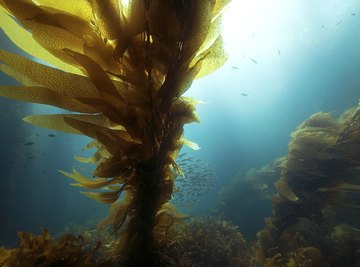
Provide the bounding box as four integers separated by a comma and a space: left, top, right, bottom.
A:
253, 104, 360, 266
218, 158, 283, 240
0, 0, 230, 266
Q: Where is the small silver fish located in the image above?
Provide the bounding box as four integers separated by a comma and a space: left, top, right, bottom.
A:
249, 57, 258, 64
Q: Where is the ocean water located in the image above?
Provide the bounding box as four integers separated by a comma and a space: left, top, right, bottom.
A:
0, 0, 360, 265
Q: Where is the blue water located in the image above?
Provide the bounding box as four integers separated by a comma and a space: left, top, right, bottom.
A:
1, 0, 360, 246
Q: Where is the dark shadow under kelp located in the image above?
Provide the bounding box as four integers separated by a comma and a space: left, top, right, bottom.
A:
0, 0, 229, 266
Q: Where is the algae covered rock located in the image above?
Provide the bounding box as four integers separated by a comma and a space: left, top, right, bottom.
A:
164, 216, 248, 267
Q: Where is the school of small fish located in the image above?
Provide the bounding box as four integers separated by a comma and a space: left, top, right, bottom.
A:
173, 153, 217, 203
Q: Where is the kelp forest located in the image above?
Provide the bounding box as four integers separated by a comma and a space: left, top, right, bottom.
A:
0, 0, 360, 266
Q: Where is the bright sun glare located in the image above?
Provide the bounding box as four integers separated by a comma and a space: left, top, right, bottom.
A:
221, 0, 357, 62
222, 0, 289, 61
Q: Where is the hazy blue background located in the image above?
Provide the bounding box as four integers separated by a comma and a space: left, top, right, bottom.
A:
1, 0, 360, 246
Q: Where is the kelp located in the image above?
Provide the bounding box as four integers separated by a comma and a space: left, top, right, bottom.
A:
254, 104, 360, 266
0, 0, 230, 266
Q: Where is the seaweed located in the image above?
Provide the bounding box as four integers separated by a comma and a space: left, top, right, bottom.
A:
0, 228, 115, 267
253, 104, 360, 266
0, 0, 230, 266
163, 216, 248, 267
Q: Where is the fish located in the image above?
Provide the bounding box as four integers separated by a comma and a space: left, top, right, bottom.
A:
277, 49, 281, 55
249, 57, 258, 64
231, 66, 239, 70
351, 13, 356, 16
0, 112, 9, 118
48, 134, 56, 137
336, 20, 343, 26
24, 142, 34, 146
174, 156, 217, 203
41, 170, 47, 174
241, 93, 248, 97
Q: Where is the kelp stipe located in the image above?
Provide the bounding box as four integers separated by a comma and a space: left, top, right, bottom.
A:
0, 0, 230, 265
